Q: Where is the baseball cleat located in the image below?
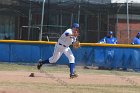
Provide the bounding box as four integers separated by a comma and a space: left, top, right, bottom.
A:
37, 59, 43, 70
70, 73, 78, 79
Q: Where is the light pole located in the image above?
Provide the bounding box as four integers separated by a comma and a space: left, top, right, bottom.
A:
126, 0, 130, 43
39, 0, 46, 41
116, 4, 124, 37
28, 0, 32, 40
77, 0, 81, 24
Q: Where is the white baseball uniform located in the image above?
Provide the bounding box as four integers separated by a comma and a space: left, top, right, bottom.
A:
49, 28, 77, 64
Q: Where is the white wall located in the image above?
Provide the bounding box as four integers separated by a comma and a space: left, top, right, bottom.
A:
111, 0, 140, 3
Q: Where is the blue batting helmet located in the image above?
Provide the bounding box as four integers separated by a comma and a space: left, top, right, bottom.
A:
108, 31, 113, 35
72, 23, 79, 28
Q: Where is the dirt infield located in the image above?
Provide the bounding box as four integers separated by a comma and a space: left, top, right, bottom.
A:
0, 69, 140, 93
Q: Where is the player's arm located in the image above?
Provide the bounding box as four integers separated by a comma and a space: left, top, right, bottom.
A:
65, 32, 79, 37
131, 38, 136, 44
98, 37, 106, 43
112, 38, 117, 44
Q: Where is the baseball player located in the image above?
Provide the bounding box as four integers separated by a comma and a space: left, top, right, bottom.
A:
98, 31, 117, 44
98, 31, 117, 70
37, 23, 79, 79
131, 32, 140, 44
131, 32, 140, 71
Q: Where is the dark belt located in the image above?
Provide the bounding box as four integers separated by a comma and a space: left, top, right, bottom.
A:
59, 43, 66, 47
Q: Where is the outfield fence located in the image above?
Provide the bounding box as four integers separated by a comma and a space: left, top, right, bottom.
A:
0, 40, 140, 71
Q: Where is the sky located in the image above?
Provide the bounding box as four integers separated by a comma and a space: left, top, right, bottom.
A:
111, 0, 140, 3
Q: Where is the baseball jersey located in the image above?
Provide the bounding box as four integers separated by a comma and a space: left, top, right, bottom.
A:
99, 36, 117, 44
58, 28, 77, 46
131, 37, 140, 44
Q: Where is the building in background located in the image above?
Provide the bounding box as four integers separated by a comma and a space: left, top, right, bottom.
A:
0, 0, 140, 44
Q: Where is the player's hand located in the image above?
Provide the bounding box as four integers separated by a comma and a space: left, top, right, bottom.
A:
99, 41, 105, 44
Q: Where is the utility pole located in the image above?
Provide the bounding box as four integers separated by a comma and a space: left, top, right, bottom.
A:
126, 0, 130, 43
39, 0, 46, 41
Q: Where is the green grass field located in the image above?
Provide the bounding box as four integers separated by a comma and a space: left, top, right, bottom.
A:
0, 63, 140, 93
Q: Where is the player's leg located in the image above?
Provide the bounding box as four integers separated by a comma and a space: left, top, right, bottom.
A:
37, 45, 63, 70
64, 47, 78, 78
